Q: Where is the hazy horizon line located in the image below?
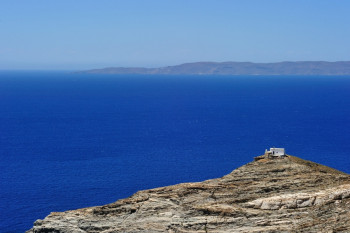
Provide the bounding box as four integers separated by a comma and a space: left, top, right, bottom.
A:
2, 60, 350, 71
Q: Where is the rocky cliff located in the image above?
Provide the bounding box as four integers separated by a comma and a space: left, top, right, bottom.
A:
27, 155, 350, 233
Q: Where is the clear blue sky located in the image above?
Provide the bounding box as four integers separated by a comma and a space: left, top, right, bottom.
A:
1, 0, 349, 70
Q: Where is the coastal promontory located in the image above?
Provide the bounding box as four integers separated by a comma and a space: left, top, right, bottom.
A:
27, 154, 350, 232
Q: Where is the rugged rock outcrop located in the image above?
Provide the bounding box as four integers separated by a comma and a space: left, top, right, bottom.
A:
27, 155, 350, 232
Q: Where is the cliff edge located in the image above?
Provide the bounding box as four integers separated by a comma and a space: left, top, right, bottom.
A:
27, 155, 350, 233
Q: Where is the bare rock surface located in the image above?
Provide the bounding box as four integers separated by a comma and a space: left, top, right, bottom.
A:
27, 155, 350, 233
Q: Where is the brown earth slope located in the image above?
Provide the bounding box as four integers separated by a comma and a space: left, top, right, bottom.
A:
27, 155, 350, 233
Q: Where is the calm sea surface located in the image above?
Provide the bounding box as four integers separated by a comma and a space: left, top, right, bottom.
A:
0, 72, 349, 232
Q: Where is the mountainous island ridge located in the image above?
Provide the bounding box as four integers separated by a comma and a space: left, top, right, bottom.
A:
80, 61, 350, 75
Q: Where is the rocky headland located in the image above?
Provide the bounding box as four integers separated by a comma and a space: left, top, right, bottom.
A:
27, 155, 350, 232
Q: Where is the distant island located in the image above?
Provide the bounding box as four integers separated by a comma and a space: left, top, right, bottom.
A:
79, 61, 350, 75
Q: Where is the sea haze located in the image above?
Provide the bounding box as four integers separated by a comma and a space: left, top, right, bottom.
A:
0, 72, 350, 232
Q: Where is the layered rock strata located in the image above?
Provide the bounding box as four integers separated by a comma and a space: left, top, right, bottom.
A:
27, 155, 350, 233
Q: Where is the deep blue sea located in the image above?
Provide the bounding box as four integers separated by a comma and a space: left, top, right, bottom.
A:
0, 72, 349, 232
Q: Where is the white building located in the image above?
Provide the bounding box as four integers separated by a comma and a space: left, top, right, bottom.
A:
265, 147, 286, 157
